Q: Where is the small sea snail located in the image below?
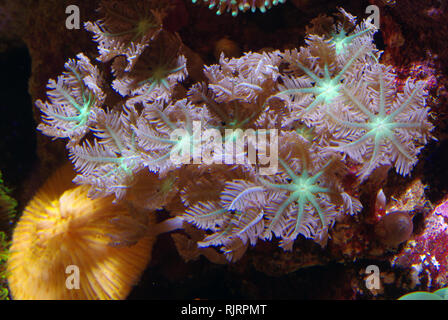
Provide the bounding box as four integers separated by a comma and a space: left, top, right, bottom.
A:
374, 211, 413, 247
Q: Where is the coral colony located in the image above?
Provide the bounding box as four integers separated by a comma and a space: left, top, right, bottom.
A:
191, 0, 287, 16
33, 1, 433, 265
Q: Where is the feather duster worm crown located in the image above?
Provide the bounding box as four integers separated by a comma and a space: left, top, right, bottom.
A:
7, 164, 156, 300
35, 4, 434, 262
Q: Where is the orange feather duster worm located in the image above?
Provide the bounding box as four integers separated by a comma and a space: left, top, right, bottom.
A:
7, 165, 155, 300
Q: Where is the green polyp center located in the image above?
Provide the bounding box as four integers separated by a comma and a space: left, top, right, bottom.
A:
79, 99, 91, 121
332, 27, 372, 55
152, 66, 167, 82
225, 119, 245, 141
64, 91, 94, 133
332, 31, 349, 55
318, 79, 340, 102
372, 116, 386, 128
137, 18, 153, 37
291, 172, 323, 195
295, 178, 312, 194
370, 116, 392, 135
140, 65, 170, 90
120, 160, 132, 175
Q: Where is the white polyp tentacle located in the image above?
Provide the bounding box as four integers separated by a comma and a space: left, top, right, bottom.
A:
153, 215, 185, 236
